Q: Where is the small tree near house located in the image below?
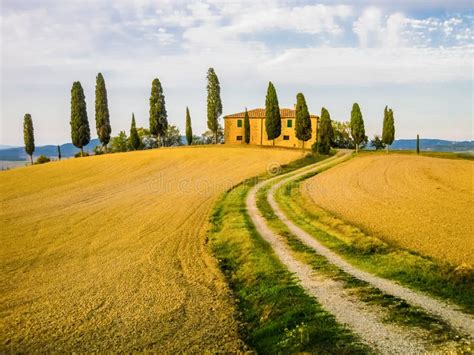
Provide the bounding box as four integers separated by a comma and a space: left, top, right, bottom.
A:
295, 93, 312, 150
350, 102, 366, 153
316, 107, 334, 155
129, 113, 141, 150
265, 81, 281, 145
244, 108, 250, 144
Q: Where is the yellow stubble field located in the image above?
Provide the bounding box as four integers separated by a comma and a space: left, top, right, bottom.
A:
0, 145, 302, 352
304, 154, 473, 266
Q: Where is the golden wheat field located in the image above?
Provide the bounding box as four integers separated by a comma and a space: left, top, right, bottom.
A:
0, 146, 302, 352
304, 154, 474, 266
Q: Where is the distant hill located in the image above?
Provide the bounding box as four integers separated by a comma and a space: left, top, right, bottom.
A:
0, 139, 100, 161
391, 139, 473, 152
2, 138, 472, 161
0, 145, 19, 150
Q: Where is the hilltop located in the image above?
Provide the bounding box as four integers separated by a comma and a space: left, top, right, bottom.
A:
0, 146, 301, 352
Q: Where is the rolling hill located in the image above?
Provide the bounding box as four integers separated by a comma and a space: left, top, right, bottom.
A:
0, 139, 100, 161
391, 139, 473, 152
303, 154, 474, 265
0, 146, 302, 352
2, 138, 472, 162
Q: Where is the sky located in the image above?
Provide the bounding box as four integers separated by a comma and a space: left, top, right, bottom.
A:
1, 0, 473, 146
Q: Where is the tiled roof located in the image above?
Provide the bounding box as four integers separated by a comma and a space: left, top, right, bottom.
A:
224, 108, 318, 119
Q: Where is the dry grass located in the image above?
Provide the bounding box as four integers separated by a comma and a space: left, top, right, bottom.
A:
0, 145, 302, 352
303, 154, 474, 266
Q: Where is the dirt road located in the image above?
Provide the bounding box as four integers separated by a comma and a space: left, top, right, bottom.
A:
246, 151, 474, 352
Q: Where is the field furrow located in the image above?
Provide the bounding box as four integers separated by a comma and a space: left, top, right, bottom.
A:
0, 146, 302, 352
303, 154, 474, 265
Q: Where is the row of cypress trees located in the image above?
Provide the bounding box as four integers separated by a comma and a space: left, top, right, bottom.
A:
251, 82, 395, 154
69, 74, 169, 155
264, 82, 315, 149
22, 69, 395, 163
263, 81, 340, 154
69, 74, 112, 156
23, 68, 221, 162
261, 81, 355, 154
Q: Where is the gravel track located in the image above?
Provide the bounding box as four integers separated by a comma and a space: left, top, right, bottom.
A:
247, 151, 473, 353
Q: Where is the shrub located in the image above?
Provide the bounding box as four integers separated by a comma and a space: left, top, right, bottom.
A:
35, 155, 50, 164
74, 151, 90, 158
93, 145, 105, 155
370, 135, 386, 150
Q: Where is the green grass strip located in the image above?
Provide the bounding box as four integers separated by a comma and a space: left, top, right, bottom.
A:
256, 184, 465, 347
274, 171, 474, 314
208, 155, 370, 354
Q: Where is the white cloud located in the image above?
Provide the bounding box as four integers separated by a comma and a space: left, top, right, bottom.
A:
386, 13, 407, 47
353, 7, 384, 47
1, 1, 473, 145
260, 46, 473, 85
352, 8, 409, 47
352, 8, 471, 48
154, 28, 175, 45
224, 4, 352, 35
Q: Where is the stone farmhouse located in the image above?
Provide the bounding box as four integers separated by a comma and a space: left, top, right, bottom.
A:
224, 108, 319, 148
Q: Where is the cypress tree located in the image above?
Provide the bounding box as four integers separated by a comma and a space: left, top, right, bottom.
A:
149, 78, 168, 146
295, 93, 312, 150
265, 81, 281, 145
350, 103, 365, 153
382, 106, 389, 152
185, 107, 193, 145
417, 134, 420, 155
57, 145, 61, 161
244, 108, 250, 144
206, 68, 222, 144
95, 73, 111, 151
129, 113, 140, 150
382, 106, 395, 153
70, 81, 90, 156
23, 113, 35, 164
317, 107, 334, 155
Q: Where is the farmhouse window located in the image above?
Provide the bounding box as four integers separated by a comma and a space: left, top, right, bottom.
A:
236, 135, 243, 141
287, 119, 293, 128
283, 135, 290, 140
237, 119, 243, 127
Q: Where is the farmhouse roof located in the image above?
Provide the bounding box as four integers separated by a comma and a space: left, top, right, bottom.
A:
224, 108, 319, 119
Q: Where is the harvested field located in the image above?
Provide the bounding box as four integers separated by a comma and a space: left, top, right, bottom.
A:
303, 154, 474, 266
0, 146, 301, 352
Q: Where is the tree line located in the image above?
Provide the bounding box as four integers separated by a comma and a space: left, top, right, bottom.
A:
22, 68, 398, 163
22, 68, 223, 163
247, 82, 396, 155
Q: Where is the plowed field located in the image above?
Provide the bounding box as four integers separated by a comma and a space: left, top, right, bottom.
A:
304, 154, 473, 265
0, 146, 301, 352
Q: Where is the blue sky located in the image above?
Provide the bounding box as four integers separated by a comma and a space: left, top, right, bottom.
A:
1, 0, 473, 145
